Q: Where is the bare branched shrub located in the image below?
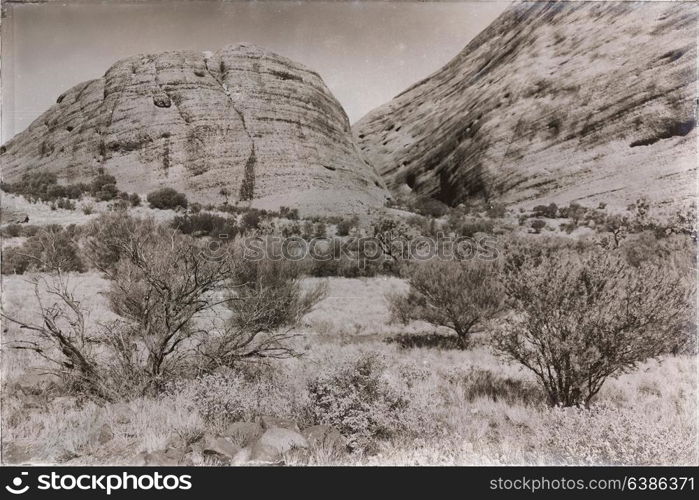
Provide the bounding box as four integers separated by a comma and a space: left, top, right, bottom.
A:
93, 223, 232, 392
199, 257, 326, 369
494, 248, 695, 407
6, 215, 324, 399
81, 213, 158, 271
387, 260, 502, 348
1, 274, 114, 400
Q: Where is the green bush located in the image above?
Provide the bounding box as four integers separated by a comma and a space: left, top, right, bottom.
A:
90, 174, 118, 201
306, 354, 409, 451
240, 210, 262, 232
387, 259, 502, 348
146, 187, 188, 210
335, 216, 359, 236
532, 203, 558, 218
168, 370, 303, 430
495, 246, 694, 407
172, 212, 237, 239
1, 171, 89, 203
1, 226, 84, 274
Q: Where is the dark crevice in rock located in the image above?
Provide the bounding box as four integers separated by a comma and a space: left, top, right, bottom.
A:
204, 54, 257, 200
630, 119, 696, 147
239, 144, 256, 201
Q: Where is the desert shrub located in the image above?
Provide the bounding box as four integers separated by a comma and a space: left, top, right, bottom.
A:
90, 174, 118, 201
1, 276, 112, 398
3, 219, 322, 399
281, 221, 302, 238
128, 193, 141, 207
532, 203, 559, 218
1, 226, 83, 274
307, 238, 384, 278
81, 213, 158, 270
530, 219, 546, 233
494, 247, 694, 407
313, 222, 327, 239
543, 402, 696, 465
454, 217, 496, 237
387, 259, 502, 348
335, 216, 358, 237
1, 224, 22, 238
279, 206, 299, 220
1, 247, 34, 274
485, 202, 507, 218
372, 217, 417, 262
239, 210, 261, 232
81, 203, 95, 215
171, 212, 237, 239
558, 202, 588, 223
446, 367, 543, 406
101, 228, 231, 392
146, 187, 188, 210
168, 369, 304, 430
107, 199, 129, 212
56, 198, 76, 210
306, 354, 410, 451
200, 257, 326, 369
0, 171, 90, 203
0, 223, 44, 238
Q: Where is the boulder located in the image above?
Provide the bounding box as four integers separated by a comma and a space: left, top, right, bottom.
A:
136, 448, 184, 466
301, 425, 345, 450
193, 434, 239, 463
231, 446, 252, 465
97, 423, 114, 445
249, 427, 308, 462
224, 421, 263, 447
257, 416, 300, 432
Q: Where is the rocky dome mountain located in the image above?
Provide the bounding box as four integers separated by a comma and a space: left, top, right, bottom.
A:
354, 1, 697, 213
1, 44, 389, 215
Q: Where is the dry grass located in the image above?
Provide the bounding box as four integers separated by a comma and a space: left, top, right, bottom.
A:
1, 275, 697, 465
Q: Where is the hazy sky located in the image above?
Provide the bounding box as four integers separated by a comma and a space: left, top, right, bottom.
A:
1, 1, 509, 142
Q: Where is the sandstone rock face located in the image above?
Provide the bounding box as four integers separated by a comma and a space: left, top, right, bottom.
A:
1, 44, 389, 215
354, 2, 697, 213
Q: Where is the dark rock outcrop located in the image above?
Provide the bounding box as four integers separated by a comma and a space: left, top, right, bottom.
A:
1, 44, 389, 215
354, 1, 697, 213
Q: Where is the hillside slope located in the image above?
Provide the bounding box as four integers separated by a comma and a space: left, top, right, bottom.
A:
354, 1, 697, 213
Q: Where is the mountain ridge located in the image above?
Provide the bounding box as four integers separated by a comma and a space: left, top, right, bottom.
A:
1, 43, 390, 215
353, 1, 697, 214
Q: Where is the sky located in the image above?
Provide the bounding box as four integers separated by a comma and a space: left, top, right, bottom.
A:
1, 0, 509, 142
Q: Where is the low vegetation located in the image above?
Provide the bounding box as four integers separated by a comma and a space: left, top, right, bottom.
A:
1, 190, 696, 465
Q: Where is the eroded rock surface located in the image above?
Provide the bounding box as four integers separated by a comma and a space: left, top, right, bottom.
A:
354, 2, 697, 213
2, 44, 389, 215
